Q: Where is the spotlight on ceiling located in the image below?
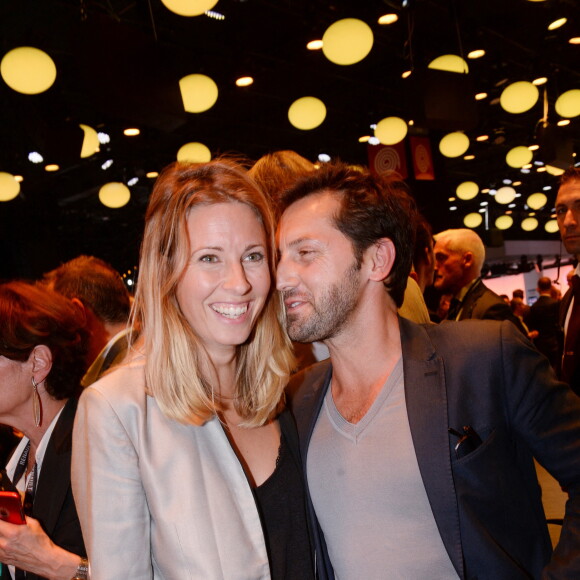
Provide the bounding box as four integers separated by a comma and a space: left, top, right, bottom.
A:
1, 46, 56, 94
179, 74, 218, 113
99, 182, 130, 208
464, 212, 483, 228
288, 97, 326, 130
160, 0, 218, 17
322, 18, 374, 65
500, 81, 539, 113
0, 172, 21, 202
428, 54, 469, 74
439, 132, 469, 158
235, 76, 253, 87
177, 142, 211, 163
374, 117, 408, 145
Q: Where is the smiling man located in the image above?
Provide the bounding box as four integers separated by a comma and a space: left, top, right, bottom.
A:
277, 161, 580, 580
556, 167, 580, 391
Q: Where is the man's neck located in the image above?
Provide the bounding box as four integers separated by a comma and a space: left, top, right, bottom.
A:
325, 294, 402, 398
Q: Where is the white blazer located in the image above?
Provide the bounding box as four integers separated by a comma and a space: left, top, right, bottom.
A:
72, 357, 270, 580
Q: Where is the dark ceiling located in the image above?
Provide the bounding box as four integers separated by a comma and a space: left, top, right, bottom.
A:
0, 0, 578, 281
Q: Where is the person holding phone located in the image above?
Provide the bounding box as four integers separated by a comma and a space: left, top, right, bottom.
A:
0, 282, 88, 580
72, 159, 314, 579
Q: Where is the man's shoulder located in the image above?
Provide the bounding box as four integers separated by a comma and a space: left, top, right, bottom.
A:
286, 358, 331, 411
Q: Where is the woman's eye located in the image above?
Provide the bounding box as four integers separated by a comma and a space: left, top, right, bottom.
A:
244, 252, 264, 262
200, 254, 218, 263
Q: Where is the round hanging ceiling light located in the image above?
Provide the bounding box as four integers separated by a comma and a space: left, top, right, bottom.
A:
521, 217, 538, 232
526, 192, 548, 210
439, 132, 470, 158
99, 182, 130, 208
1, 46, 56, 94
495, 215, 514, 230
506, 146, 533, 168
555, 89, 580, 118
546, 165, 565, 176
500, 81, 539, 114
456, 181, 479, 200
177, 142, 211, 163
495, 186, 516, 204
179, 74, 218, 113
374, 117, 408, 145
0, 172, 20, 202
428, 54, 469, 74
160, 0, 218, 16
545, 219, 559, 233
288, 97, 326, 130
322, 18, 374, 65
80, 124, 100, 158
463, 213, 483, 228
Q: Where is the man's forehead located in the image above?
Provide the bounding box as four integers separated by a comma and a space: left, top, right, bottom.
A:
556, 179, 580, 205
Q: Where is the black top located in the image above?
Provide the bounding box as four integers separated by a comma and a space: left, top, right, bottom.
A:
254, 431, 315, 580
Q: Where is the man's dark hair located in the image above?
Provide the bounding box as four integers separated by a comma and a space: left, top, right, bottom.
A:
44, 255, 130, 324
281, 162, 417, 307
560, 166, 580, 186
512, 289, 524, 300
537, 276, 552, 293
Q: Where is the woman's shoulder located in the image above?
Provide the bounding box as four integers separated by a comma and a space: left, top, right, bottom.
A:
81, 354, 147, 408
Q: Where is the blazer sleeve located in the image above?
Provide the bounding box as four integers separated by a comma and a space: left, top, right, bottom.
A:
500, 322, 580, 579
72, 387, 153, 580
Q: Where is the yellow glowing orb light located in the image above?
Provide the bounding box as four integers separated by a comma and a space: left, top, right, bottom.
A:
545, 219, 559, 233
506, 146, 533, 168
495, 215, 514, 230
288, 97, 326, 130
177, 142, 211, 163
160, 0, 218, 16
546, 165, 565, 176
80, 124, 100, 158
555, 89, 580, 118
322, 18, 374, 66
99, 182, 131, 209
0, 172, 20, 202
463, 213, 483, 228
428, 54, 469, 74
374, 117, 408, 145
439, 132, 470, 158
1, 46, 57, 95
500, 81, 539, 114
495, 186, 516, 204
527, 192, 548, 210
456, 181, 479, 200
521, 217, 539, 231
179, 74, 218, 113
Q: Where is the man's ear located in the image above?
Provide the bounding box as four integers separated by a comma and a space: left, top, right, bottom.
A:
29, 345, 53, 386
367, 238, 396, 282
462, 251, 475, 270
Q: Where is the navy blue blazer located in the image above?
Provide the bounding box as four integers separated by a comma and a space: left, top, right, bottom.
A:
289, 317, 580, 580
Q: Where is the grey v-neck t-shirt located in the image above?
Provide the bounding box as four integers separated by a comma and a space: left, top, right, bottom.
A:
307, 358, 459, 579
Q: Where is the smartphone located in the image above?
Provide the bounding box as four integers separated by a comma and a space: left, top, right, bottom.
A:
0, 491, 25, 525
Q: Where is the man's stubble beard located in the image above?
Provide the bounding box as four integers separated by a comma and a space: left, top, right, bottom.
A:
285, 261, 361, 343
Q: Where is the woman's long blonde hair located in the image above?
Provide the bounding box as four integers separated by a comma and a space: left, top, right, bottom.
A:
132, 159, 295, 427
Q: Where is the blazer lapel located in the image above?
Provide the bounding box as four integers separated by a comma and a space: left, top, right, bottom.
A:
33, 398, 77, 536
561, 288, 573, 327
400, 318, 464, 580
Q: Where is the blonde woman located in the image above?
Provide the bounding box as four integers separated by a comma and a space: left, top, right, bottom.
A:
72, 160, 314, 579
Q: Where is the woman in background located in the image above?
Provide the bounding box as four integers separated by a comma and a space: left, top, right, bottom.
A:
0, 282, 87, 580
72, 159, 314, 579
